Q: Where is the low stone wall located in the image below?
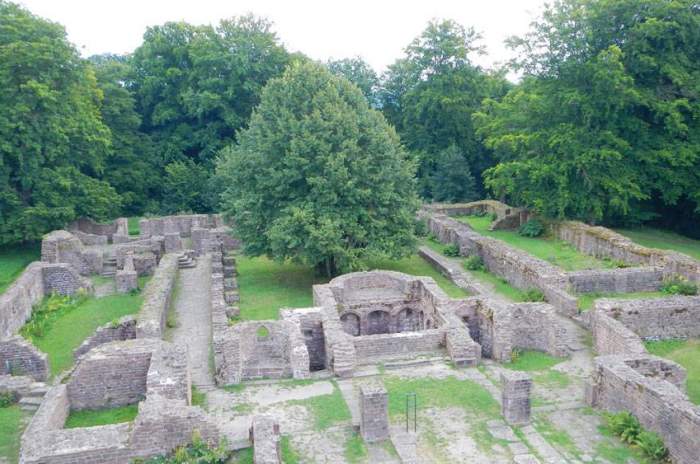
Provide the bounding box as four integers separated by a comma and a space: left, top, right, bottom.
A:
589, 310, 646, 356
567, 267, 663, 293
69, 217, 128, 241
353, 329, 444, 363
41, 230, 103, 276
139, 214, 225, 239
588, 354, 700, 464
135, 254, 178, 338
553, 221, 700, 283
427, 200, 529, 230
595, 296, 700, 340
0, 336, 49, 381
73, 316, 137, 360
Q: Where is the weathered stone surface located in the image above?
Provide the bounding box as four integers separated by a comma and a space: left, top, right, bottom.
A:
359, 382, 390, 443
73, 316, 137, 360
135, 254, 179, 338
115, 254, 138, 293
0, 336, 48, 381
250, 415, 281, 464
163, 232, 183, 253
568, 267, 664, 293
501, 370, 532, 426
41, 230, 102, 276
426, 200, 530, 230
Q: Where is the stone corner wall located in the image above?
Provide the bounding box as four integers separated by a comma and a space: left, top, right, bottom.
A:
0, 262, 45, 338
41, 230, 103, 276
73, 316, 137, 360
0, 336, 49, 381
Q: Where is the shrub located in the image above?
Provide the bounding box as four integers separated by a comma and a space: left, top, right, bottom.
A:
414, 219, 428, 238
661, 275, 698, 296
604, 411, 641, 444
142, 432, 229, 463
463, 255, 484, 271
523, 288, 545, 302
635, 430, 669, 461
489, 212, 497, 221
518, 219, 545, 237
443, 244, 460, 257
0, 392, 16, 408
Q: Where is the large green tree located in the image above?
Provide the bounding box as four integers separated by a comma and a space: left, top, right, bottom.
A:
130, 15, 290, 212
217, 62, 419, 276
476, 0, 700, 228
0, 1, 121, 245
381, 20, 510, 200
326, 57, 379, 106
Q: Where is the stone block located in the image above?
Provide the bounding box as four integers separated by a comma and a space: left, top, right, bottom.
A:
501, 370, 532, 426
164, 232, 183, 253
359, 382, 389, 443
116, 269, 138, 293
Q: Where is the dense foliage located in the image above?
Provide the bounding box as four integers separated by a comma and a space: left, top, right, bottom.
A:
475, 0, 700, 231
217, 62, 419, 276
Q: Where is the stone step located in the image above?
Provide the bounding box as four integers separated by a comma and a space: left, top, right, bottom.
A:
19, 395, 43, 411
25, 384, 49, 398
382, 356, 448, 371
101, 270, 117, 277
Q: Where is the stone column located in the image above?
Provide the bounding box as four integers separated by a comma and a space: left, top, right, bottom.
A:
501, 371, 532, 425
360, 382, 389, 443
116, 252, 138, 293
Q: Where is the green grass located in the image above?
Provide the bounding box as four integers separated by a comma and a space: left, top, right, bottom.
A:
64, 403, 138, 428
383, 375, 499, 417
0, 405, 25, 464
229, 447, 254, 463
22, 292, 145, 376
236, 252, 468, 320
344, 431, 368, 463
191, 385, 207, 409
534, 417, 580, 458
645, 338, 700, 404
507, 350, 566, 371
534, 370, 572, 389
289, 381, 351, 430
0, 243, 40, 295
457, 215, 610, 271
577, 291, 666, 312
615, 227, 700, 260
127, 216, 141, 236
596, 420, 652, 464
280, 436, 301, 463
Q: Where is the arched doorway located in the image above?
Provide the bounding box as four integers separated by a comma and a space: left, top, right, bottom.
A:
340, 313, 361, 336
367, 310, 390, 335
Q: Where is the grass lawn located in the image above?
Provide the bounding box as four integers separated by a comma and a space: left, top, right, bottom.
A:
236, 252, 468, 320
457, 215, 609, 271
127, 216, 141, 236
0, 243, 40, 295
615, 227, 700, 260
507, 350, 565, 371
0, 405, 26, 464
577, 291, 666, 312
288, 381, 351, 430
645, 338, 700, 404
64, 403, 138, 428
21, 292, 145, 376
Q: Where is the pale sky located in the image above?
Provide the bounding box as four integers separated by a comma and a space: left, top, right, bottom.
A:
18, 0, 547, 73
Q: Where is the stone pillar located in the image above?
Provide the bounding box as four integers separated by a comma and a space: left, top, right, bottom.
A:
501, 371, 532, 425
360, 382, 389, 443
250, 415, 281, 464
164, 232, 183, 253
115, 252, 138, 293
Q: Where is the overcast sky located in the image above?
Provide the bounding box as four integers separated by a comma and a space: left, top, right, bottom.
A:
18, 0, 547, 73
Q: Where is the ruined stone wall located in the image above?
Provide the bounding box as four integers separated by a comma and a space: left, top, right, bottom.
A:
42, 263, 89, 296
553, 221, 700, 283
250, 415, 281, 464
567, 267, 663, 293
498, 302, 569, 359
352, 329, 444, 362
73, 316, 137, 360
595, 296, 700, 340
0, 336, 49, 381
590, 310, 647, 356
135, 254, 178, 338
139, 214, 224, 238
69, 217, 127, 238
41, 230, 103, 276
280, 308, 326, 371
427, 200, 529, 230
70, 229, 108, 246
588, 355, 700, 464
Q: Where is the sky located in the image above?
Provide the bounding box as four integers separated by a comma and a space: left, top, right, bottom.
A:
18, 0, 547, 73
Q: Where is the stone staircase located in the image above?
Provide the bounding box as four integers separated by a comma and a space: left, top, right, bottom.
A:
18, 381, 50, 412
101, 256, 117, 277
178, 250, 197, 269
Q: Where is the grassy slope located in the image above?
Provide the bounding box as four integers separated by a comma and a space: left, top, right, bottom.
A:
645, 338, 700, 405
615, 227, 700, 260
236, 253, 468, 320
0, 243, 40, 295
457, 216, 608, 271
64, 403, 139, 428
577, 291, 666, 312
0, 405, 25, 464
25, 292, 144, 376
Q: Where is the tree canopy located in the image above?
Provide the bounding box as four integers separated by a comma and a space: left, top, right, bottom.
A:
216, 62, 419, 276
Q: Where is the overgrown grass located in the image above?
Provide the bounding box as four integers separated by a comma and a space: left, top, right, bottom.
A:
457, 215, 610, 271
577, 291, 666, 312
344, 431, 368, 463
64, 403, 139, 428
534, 416, 580, 459
280, 436, 301, 463
0, 243, 40, 295
615, 227, 700, 260
534, 370, 572, 389
0, 405, 25, 464
229, 447, 254, 463
645, 338, 700, 404
507, 350, 566, 371
236, 252, 468, 320
127, 216, 141, 236
289, 381, 351, 430
383, 375, 499, 417
191, 385, 207, 409
21, 291, 144, 376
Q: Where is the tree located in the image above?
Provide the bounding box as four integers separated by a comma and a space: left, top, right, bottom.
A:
380, 20, 510, 199
217, 62, 419, 276
90, 54, 158, 214
475, 0, 700, 226
130, 15, 290, 212
431, 145, 478, 203
326, 57, 379, 106
0, 1, 121, 245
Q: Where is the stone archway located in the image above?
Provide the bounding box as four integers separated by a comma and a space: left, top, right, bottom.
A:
396, 307, 421, 332
367, 310, 390, 335
340, 312, 361, 336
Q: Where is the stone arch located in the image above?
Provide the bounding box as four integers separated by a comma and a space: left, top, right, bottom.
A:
396, 307, 421, 332
340, 312, 361, 336
367, 310, 390, 335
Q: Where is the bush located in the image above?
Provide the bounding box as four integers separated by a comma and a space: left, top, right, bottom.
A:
443, 244, 460, 257
0, 392, 16, 408
523, 288, 545, 302
635, 430, 669, 461
489, 212, 497, 222
141, 432, 229, 463
661, 275, 698, 296
414, 219, 428, 238
605, 411, 641, 444
518, 219, 545, 237
463, 255, 485, 271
